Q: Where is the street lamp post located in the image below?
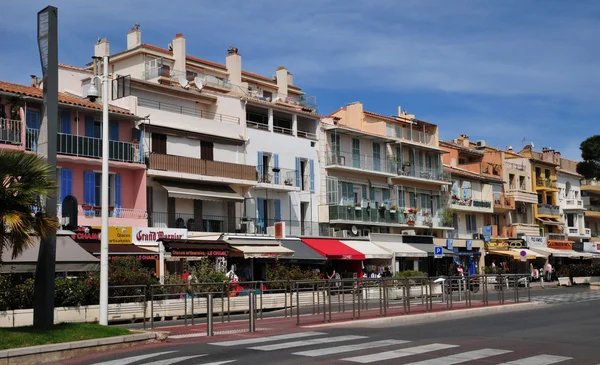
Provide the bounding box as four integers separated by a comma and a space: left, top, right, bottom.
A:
87, 55, 110, 325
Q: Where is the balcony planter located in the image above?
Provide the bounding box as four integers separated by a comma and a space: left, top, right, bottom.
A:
272, 167, 281, 173
355, 204, 362, 211
389, 205, 397, 214
407, 220, 416, 226
284, 179, 293, 186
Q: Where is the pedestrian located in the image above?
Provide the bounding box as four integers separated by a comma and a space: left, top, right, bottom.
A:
546, 262, 553, 282
181, 270, 190, 283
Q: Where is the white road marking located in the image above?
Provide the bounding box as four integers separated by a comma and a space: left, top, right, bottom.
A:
404, 348, 513, 364
342, 343, 458, 363
88, 351, 177, 365
200, 361, 237, 365
209, 331, 325, 347
293, 339, 409, 357
148, 355, 207, 365
497, 354, 573, 365
249, 335, 366, 351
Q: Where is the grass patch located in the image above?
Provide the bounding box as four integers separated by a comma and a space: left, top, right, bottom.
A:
0, 323, 131, 350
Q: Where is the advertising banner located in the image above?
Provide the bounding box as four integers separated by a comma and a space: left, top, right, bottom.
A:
132, 227, 188, 246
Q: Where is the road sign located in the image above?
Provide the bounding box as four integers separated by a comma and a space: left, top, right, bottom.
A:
520, 250, 527, 262
434, 246, 443, 259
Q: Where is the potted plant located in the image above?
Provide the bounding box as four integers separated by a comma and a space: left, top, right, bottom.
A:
347, 204, 353, 210
272, 167, 281, 173
284, 178, 293, 186
354, 202, 362, 210
390, 205, 397, 214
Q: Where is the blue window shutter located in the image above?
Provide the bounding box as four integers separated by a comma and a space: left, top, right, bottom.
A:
295, 157, 301, 187
60, 111, 71, 134
109, 120, 119, 141
256, 197, 265, 227
273, 153, 280, 184
383, 189, 389, 207
257, 151, 264, 181
309, 159, 315, 193
466, 214, 472, 232
85, 116, 95, 137
26, 110, 40, 129
83, 171, 95, 206
472, 215, 477, 233
60, 168, 72, 204
138, 129, 144, 163
361, 185, 367, 205
115, 173, 122, 218
274, 199, 281, 221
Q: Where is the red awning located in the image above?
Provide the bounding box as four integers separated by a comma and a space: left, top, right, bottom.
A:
300, 238, 365, 260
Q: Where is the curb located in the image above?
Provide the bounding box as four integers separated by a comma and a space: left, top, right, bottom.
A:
301, 302, 543, 329
0, 330, 169, 365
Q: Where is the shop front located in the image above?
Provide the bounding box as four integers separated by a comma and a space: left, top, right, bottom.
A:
370, 233, 428, 274
484, 238, 543, 273
300, 238, 365, 279
278, 238, 327, 268
339, 239, 393, 277
531, 240, 596, 269
161, 239, 230, 276
78, 243, 159, 272
226, 237, 295, 282
434, 238, 485, 275
402, 236, 454, 276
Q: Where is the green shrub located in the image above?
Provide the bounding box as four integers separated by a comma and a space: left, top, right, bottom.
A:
266, 264, 320, 289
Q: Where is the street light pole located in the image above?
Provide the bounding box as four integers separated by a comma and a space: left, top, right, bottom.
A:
99, 55, 110, 326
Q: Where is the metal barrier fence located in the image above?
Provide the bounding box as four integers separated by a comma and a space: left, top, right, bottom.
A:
107, 274, 531, 334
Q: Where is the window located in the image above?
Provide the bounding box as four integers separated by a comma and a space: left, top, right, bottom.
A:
519, 176, 525, 190
201, 141, 214, 161
263, 90, 273, 100
465, 214, 477, 233
535, 167, 542, 179
395, 126, 401, 139
386, 123, 393, 137
373, 143, 381, 171
84, 171, 120, 208
567, 214, 575, 227
458, 158, 466, 165
330, 134, 340, 155
544, 169, 551, 179
151, 133, 167, 154
352, 138, 360, 168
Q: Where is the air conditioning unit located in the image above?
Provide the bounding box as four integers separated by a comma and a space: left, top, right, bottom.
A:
362, 229, 370, 237
476, 140, 486, 148
328, 228, 337, 237
402, 230, 416, 235
441, 185, 449, 193
342, 230, 349, 238
241, 221, 255, 234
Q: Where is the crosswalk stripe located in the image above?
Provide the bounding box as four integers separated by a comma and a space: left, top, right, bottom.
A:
200, 361, 237, 365
148, 355, 207, 365
342, 343, 458, 363
404, 348, 513, 364
497, 354, 573, 365
292, 339, 410, 357
88, 351, 177, 365
209, 331, 325, 347
249, 335, 366, 351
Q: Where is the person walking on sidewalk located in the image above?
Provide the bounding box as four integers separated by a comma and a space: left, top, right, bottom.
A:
546, 262, 553, 282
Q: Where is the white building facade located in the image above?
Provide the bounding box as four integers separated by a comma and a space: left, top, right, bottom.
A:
557, 170, 590, 241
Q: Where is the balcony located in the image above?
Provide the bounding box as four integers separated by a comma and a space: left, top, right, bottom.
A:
150, 212, 318, 236
390, 126, 434, 145
329, 205, 407, 226
511, 223, 540, 237
257, 167, 299, 191
563, 199, 584, 210
506, 185, 538, 204
148, 152, 257, 182
535, 177, 558, 190
547, 233, 568, 241
505, 161, 525, 171
58, 204, 148, 226
138, 98, 239, 124
26, 129, 142, 163
0, 118, 21, 145
449, 196, 493, 212
493, 194, 515, 211
196, 73, 232, 90
272, 93, 317, 111
396, 164, 450, 183
326, 151, 395, 176
536, 203, 560, 216
566, 226, 591, 238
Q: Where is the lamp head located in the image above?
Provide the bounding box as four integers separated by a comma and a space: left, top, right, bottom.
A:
86, 83, 99, 102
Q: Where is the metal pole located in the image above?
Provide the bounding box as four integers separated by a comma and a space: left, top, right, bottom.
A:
322, 283, 327, 323
207, 293, 214, 336
191, 286, 194, 326
150, 286, 154, 329
142, 286, 146, 330
221, 284, 225, 323
327, 282, 332, 323
184, 289, 188, 326
296, 282, 300, 326
259, 281, 263, 320
249, 290, 256, 332
99, 54, 110, 326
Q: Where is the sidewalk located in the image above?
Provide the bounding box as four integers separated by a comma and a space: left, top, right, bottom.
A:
156, 299, 528, 343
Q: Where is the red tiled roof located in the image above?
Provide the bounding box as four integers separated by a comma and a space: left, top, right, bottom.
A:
59, 63, 92, 73
142, 43, 173, 55
364, 110, 400, 123
0, 80, 134, 116
444, 165, 504, 184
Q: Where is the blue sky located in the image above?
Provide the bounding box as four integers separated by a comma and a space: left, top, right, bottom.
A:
1, 0, 598, 160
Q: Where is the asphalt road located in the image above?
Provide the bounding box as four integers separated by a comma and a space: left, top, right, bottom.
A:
67, 287, 600, 364
116, 285, 588, 330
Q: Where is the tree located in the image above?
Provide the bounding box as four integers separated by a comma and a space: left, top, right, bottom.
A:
576, 135, 600, 179
0, 150, 59, 260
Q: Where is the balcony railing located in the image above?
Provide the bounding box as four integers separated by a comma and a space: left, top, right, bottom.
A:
57, 204, 147, 219
329, 205, 407, 225
257, 167, 297, 187
493, 194, 515, 210
273, 93, 317, 110
296, 129, 318, 140
148, 152, 257, 181
138, 98, 239, 124
196, 73, 232, 90
273, 124, 293, 136
0, 118, 22, 144
536, 178, 557, 189
246, 120, 269, 130
547, 233, 568, 240
564, 199, 584, 209
326, 151, 395, 174
505, 161, 525, 171
537, 204, 560, 216
142, 66, 169, 80
397, 164, 450, 182
149, 212, 319, 236
450, 196, 492, 209
26, 130, 141, 163
388, 127, 434, 145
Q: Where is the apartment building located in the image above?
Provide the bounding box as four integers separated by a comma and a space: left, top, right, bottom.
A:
518, 146, 564, 240
0, 79, 147, 228
319, 102, 452, 238
440, 137, 504, 240
582, 179, 600, 240
503, 148, 540, 237
557, 158, 590, 241
61, 27, 319, 235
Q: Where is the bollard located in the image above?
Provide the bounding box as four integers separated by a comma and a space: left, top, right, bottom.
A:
221, 284, 225, 324
458, 278, 463, 302
328, 282, 332, 323
357, 280, 361, 319
296, 282, 300, 326
191, 288, 195, 326
142, 286, 147, 330
322, 283, 327, 323
260, 281, 264, 320
379, 280, 384, 316
150, 286, 155, 329
249, 290, 256, 332
207, 293, 214, 336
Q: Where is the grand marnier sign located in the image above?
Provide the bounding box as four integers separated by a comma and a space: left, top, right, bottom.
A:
132, 227, 188, 246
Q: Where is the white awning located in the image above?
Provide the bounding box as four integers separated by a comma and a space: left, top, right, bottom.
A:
231, 245, 294, 259
510, 248, 546, 259
159, 181, 243, 202
531, 247, 595, 259
371, 240, 428, 258
340, 240, 393, 259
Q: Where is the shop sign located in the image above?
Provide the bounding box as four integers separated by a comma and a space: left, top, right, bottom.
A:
340, 254, 354, 260
95, 254, 159, 261
132, 227, 188, 246
171, 249, 228, 257
572, 242, 584, 252
446, 239, 453, 250
526, 236, 547, 248
547, 240, 573, 250
274, 221, 286, 240
485, 239, 524, 250
584, 242, 599, 253
245, 253, 280, 259
466, 240, 472, 251
71, 226, 132, 244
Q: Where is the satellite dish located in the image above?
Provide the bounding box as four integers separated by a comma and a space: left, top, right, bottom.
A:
178, 76, 190, 89
351, 225, 359, 236
531, 142, 535, 148
194, 77, 203, 91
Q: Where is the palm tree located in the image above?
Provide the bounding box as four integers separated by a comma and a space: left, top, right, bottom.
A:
0, 149, 59, 260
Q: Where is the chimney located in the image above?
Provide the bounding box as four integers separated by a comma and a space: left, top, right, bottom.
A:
276, 66, 288, 96
287, 71, 293, 86
127, 25, 141, 49
554, 151, 561, 165
30, 75, 39, 87
541, 147, 555, 163
94, 38, 110, 58
507, 146, 513, 152
460, 134, 470, 148
226, 47, 242, 86
172, 33, 186, 74
398, 106, 402, 116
